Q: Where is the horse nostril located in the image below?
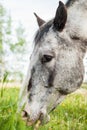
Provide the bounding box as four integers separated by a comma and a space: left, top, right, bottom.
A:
22, 110, 30, 123
22, 110, 28, 117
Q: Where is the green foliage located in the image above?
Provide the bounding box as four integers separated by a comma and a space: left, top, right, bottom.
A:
0, 3, 6, 54
0, 3, 12, 53
10, 23, 27, 53
1, 71, 8, 97
0, 88, 32, 130
0, 85, 87, 130
81, 84, 87, 89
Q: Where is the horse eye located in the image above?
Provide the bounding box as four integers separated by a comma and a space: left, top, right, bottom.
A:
41, 55, 53, 63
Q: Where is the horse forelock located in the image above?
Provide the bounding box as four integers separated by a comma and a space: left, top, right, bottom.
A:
34, 20, 53, 44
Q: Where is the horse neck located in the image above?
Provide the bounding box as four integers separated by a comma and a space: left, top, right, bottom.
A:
66, 0, 87, 42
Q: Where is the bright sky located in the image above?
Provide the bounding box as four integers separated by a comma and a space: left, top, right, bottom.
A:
2, 0, 67, 41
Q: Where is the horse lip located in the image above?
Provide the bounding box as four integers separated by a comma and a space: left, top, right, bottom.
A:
26, 112, 44, 125
22, 108, 44, 125
22, 111, 39, 125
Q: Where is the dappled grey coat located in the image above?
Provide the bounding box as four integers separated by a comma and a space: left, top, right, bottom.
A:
18, 0, 87, 124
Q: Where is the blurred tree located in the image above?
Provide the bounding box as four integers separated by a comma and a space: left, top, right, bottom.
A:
0, 3, 7, 81
0, 3, 28, 82
10, 22, 26, 53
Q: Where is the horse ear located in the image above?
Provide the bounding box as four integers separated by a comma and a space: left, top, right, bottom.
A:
34, 13, 46, 27
53, 1, 67, 31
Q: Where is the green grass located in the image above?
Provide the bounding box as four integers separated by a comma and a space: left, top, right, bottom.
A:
81, 83, 87, 89
0, 84, 87, 130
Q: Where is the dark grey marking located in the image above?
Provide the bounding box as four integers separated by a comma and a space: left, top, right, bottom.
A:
47, 69, 56, 87
70, 36, 87, 52
27, 78, 32, 91
71, 36, 80, 40
58, 89, 69, 95
28, 93, 33, 102
66, 0, 77, 7
27, 68, 35, 91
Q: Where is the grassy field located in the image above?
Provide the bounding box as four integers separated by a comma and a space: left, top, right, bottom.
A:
0, 84, 87, 130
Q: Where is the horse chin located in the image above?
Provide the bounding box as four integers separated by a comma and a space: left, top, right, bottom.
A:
39, 112, 50, 125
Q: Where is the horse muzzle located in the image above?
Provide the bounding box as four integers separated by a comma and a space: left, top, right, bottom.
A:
22, 102, 50, 125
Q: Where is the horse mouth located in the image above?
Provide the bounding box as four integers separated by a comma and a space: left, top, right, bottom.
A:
22, 110, 44, 125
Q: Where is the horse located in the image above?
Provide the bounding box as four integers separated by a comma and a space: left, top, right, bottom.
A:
18, 0, 87, 124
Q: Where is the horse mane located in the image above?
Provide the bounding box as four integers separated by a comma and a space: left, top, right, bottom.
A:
34, 20, 53, 44
66, 0, 77, 7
